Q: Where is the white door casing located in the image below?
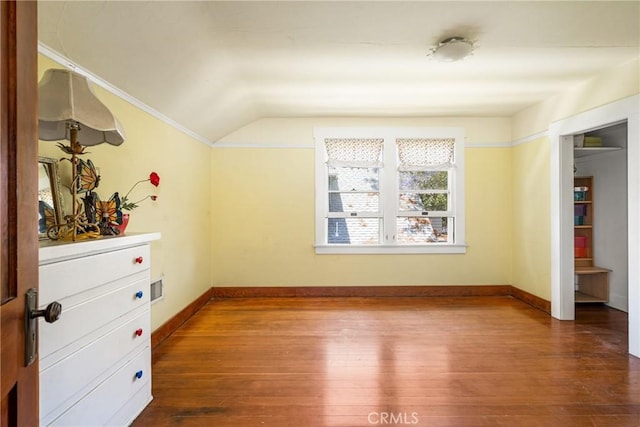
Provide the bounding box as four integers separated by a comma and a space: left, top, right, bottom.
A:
549, 94, 640, 357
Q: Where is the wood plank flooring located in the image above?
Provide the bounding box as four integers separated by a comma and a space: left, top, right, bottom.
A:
132, 297, 640, 427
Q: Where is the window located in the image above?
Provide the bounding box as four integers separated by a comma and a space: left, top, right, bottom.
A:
314, 127, 466, 254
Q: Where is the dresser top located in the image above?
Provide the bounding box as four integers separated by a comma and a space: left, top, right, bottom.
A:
40, 232, 161, 265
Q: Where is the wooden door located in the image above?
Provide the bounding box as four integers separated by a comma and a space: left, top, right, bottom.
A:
1, 1, 39, 426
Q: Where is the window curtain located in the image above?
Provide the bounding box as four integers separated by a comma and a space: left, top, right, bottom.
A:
396, 138, 455, 171
325, 138, 384, 168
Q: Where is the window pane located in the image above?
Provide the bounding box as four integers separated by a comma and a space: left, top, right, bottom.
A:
399, 171, 448, 191
329, 166, 379, 191
399, 193, 448, 212
396, 217, 451, 244
329, 192, 379, 213
327, 218, 380, 244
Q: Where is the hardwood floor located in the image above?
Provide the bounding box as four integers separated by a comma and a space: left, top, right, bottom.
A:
133, 297, 640, 427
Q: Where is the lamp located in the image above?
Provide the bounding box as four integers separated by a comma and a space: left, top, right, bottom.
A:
429, 36, 475, 62
38, 68, 125, 241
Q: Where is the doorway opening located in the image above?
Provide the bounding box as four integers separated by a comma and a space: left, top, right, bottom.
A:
572, 122, 628, 312
549, 94, 639, 357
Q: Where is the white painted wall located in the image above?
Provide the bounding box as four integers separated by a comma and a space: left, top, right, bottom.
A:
575, 123, 629, 311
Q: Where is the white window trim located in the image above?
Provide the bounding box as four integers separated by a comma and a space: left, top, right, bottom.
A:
314, 127, 467, 254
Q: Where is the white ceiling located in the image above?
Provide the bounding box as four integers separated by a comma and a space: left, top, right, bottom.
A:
37, 1, 640, 144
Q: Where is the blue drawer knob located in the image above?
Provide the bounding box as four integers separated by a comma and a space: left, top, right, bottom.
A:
135, 291, 143, 299
135, 370, 143, 379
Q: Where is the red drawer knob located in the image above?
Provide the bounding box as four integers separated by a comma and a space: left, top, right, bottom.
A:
135, 256, 144, 264
135, 328, 143, 337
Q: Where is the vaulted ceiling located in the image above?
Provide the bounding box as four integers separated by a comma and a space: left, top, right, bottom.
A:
37, 1, 640, 144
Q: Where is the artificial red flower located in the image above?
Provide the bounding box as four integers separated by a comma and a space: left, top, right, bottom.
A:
120, 172, 161, 211
150, 172, 160, 187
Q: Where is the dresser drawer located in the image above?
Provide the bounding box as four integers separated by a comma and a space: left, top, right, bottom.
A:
39, 244, 150, 305
48, 346, 151, 427
40, 309, 150, 424
105, 384, 153, 427
39, 275, 150, 365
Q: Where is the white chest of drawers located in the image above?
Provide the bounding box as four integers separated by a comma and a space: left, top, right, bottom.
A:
38, 233, 160, 426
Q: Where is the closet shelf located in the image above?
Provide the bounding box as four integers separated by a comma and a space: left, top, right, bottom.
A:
574, 147, 622, 158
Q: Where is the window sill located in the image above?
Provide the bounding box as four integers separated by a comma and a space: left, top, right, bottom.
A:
314, 244, 467, 255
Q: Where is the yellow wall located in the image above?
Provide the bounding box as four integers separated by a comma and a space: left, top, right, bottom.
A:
212, 55, 637, 295
510, 138, 551, 300
38, 55, 212, 331
211, 118, 513, 287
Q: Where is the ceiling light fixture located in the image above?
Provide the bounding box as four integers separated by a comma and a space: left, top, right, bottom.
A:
429, 36, 475, 62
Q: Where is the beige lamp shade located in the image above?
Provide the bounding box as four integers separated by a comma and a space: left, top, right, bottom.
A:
38, 68, 125, 146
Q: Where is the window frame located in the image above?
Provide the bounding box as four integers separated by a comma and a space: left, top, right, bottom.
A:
314, 127, 467, 254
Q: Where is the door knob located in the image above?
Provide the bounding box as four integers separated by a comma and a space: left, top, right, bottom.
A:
25, 288, 62, 366
30, 301, 62, 323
